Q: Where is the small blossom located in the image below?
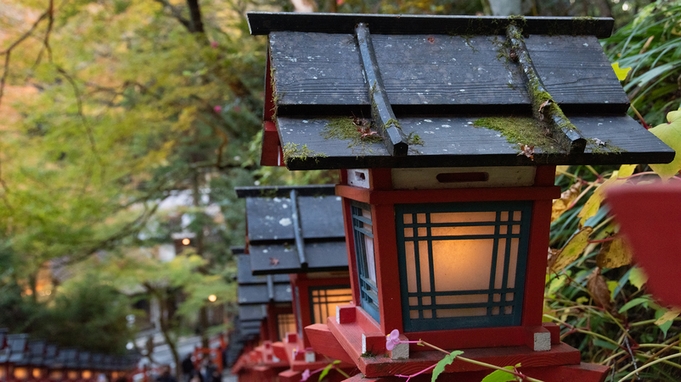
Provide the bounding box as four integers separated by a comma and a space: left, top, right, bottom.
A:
300, 369, 311, 381
213, 105, 222, 113
210, 41, 218, 48
386, 329, 401, 351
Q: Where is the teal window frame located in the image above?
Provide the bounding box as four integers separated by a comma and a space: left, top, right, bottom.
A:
352, 202, 380, 322
396, 201, 531, 332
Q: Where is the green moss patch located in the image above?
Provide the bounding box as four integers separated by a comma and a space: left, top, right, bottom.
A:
473, 116, 562, 154
322, 117, 383, 147
282, 142, 327, 162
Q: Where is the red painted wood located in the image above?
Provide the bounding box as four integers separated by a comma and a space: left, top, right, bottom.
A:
339, 169, 348, 185
361, 343, 582, 378
605, 183, 681, 307
261, 121, 282, 166
278, 369, 301, 382
534, 165, 557, 186
305, 324, 355, 365
369, 168, 392, 190
337, 305, 357, 324
338, 362, 607, 381
355, 305, 382, 333
523, 325, 550, 349
335, 185, 560, 205
405, 326, 525, 349
522, 199, 553, 327
372, 203, 402, 334
543, 322, 561, 344
336, 185, 370, 204
272, 341, 288, 362
521, 363, 609, 382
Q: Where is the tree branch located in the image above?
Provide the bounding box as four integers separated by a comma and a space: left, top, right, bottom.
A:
0, 0, 54, 108
153, 0, 193, 31
53, 65, 105, 180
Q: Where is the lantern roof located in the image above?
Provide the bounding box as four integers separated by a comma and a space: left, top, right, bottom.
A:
20, 340, 46, 367
4, 333, 29, 364
248, 12, 674, 170
235, 185, 347, 275
236, 253, 291, 305
0, 328, 7, 352
42, 344, 60, 369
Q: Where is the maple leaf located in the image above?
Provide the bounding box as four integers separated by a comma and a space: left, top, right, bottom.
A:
517, 143, 535, 160
269, 257, 280, 265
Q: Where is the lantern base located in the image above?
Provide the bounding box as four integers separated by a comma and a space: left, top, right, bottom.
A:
305, 306, 608, 382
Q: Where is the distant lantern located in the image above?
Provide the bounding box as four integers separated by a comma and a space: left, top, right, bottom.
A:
2, 334, 29, 382
235, 185, 354, 380
246, 11, 675, 381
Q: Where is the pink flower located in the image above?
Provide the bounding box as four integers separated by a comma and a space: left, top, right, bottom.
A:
210, 41, 218, 48
300, 369, 311, 381
386, 329, 401, 351
213, 105, 222, 113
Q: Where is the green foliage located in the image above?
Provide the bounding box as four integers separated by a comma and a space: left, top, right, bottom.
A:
0, 0, 270, 356
34, 274, 133, 354
431, 350, 462, 382
481, 364, 520, 382
604, 1, 681, 126
548, 163, 681, 379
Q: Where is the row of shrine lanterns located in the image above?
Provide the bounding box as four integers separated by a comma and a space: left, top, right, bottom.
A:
0, 329, 139, 382
236, 11, 676, 382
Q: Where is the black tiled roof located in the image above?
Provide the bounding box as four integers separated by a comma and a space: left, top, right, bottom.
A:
235, 185, 348, 275
248, 12, 674, 169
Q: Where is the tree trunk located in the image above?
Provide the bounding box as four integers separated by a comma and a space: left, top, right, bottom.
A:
186, 0, 205, 33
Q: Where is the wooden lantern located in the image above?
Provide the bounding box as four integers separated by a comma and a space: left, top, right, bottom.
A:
245, 12, 674, 381
231, 249, 292, 380
235, 185, 355, 381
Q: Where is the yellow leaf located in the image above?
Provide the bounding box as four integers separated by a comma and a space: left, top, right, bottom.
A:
617, 164, 637, 178
607, 280, 619, 299
578, 171, 625, 226
654, 307, 681, 326
611, 62, 631, 81
596, 237, 633, 269
579, 190, 602, 227
552, 182, 582, 221
629, 267, 648, 290
649, 105, 681, 180
549, 227, 593, 273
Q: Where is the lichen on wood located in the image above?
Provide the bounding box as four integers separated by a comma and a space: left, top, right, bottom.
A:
473, 116, 562, 154
282, 142, 327, 162
322, 117, 383, 148
506, 23, 586, 154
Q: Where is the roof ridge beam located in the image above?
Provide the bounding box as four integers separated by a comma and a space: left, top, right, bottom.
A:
289, 189, 308, 268
266, 275, 274, 300
506, 24, 586, 154
356, 23, 409, 157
